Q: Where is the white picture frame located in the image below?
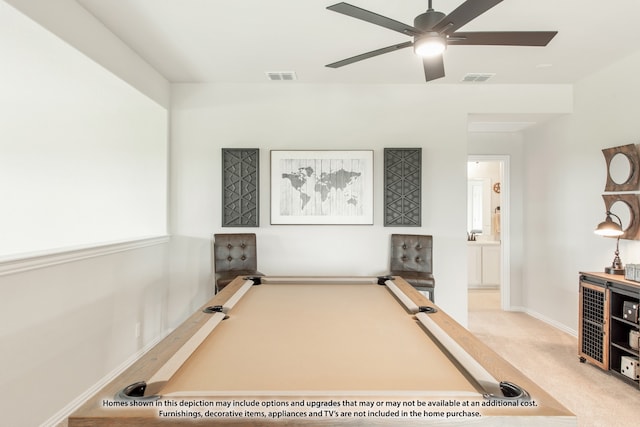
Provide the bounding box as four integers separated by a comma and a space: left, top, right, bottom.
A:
270, 150, 374, 225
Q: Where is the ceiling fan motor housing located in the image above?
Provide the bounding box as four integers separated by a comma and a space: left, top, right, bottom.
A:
414, 10, 445, 32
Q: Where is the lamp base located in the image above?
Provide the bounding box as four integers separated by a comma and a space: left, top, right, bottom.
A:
605, 266, 625, 275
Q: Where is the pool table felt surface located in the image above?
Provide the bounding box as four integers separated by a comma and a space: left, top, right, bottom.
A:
161, 281, 476, 396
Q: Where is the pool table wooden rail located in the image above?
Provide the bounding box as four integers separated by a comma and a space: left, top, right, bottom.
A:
67, 275, 575, 426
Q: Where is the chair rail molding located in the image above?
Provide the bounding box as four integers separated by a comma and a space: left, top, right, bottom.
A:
0, 235, 169, 276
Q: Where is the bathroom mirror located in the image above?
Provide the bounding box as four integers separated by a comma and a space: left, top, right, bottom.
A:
467, 178, 491, 235
603, 144, 640, 191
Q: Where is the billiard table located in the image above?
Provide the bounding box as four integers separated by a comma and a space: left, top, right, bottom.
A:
68, 276, 575, 426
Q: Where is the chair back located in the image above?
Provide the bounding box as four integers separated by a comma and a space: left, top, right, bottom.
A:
214, 233, 258, 273
390, 234, 433, 273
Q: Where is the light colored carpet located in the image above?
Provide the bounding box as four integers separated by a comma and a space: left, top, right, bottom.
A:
468, 289, 639, 427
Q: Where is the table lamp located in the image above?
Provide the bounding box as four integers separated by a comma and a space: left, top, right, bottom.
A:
594, 211, 624, 275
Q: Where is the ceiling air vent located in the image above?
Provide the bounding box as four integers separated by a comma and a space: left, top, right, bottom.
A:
462, 73, 495, 82
266, 71, 297, 81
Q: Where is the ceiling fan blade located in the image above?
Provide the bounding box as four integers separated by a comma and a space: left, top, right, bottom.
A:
432, 0, 503, 34
326, 41, 413, 68
327, 2, 421, 36
423, 55, 445, 82
448, 31, 557, 46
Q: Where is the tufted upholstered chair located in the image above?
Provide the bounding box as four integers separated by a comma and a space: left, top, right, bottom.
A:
388, 234, 435, 301
213, 233, 264, 292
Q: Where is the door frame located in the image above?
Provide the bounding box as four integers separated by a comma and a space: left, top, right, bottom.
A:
467, 155, 511, 310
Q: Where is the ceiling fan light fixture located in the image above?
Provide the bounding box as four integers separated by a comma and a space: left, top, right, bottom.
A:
325, 2, 557, 82
414, 33, 446, 57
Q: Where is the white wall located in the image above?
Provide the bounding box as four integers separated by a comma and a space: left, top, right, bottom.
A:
0, 237, 212, 427
0, 3, 180, 427
522, 49, 640, 332
171, 83, 572, 325
0, 0, 168, 256
0, 241, 171, 427
4, 0, 170, 107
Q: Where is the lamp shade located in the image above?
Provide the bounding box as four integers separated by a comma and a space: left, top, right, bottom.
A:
594, 213, 624, 236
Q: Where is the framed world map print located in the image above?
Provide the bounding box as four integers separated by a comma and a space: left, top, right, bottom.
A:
270, 150, 374, 225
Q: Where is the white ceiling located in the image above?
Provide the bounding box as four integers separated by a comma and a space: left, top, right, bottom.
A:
75, 0, 640, 85
74, 0, 640, 132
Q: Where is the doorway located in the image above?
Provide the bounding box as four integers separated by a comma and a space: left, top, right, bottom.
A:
467, 156, 510, 311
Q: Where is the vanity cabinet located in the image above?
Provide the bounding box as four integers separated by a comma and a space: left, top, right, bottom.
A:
579, 272, 640, 387
468, 242, 500, 288
482, 245, 501, 285
468, 245, 482, 286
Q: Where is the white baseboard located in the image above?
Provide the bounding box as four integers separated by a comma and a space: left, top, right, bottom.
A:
40, 332, 167, 427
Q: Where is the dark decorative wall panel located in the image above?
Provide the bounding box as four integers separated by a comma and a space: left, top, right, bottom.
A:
384, 148, 421, 226
222, 148, 259, 227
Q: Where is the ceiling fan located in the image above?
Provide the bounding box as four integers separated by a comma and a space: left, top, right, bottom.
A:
325, 0, 557, 82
